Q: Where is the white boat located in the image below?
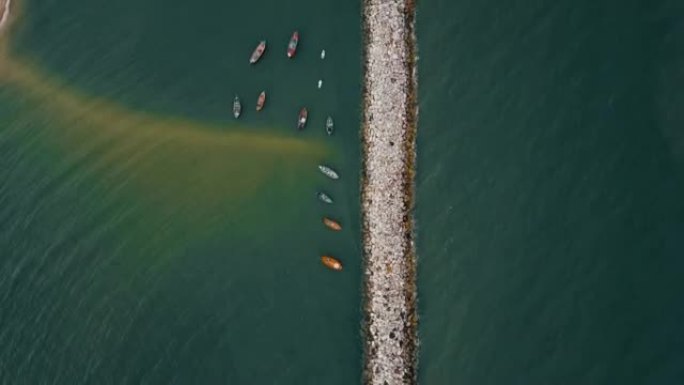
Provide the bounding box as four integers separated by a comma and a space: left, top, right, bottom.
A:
317, 192, 333, 204
318, 165, 339, 180
326, 116, 334, 135
317, 79, 323, 89
233, 95, 241, 119
321, 50, 326, 59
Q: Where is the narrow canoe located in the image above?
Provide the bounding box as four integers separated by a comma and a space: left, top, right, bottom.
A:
321, 256, 343, 271
326, 116, 334, 135
323, 217, 342, 231
318, 165, 339, 180
317, 192, 333, 204
233, 96, 241, 119
250, 41, 266, 64
256, 91, 266, 111
287, 31, 299, 58
297, 108, 308, 129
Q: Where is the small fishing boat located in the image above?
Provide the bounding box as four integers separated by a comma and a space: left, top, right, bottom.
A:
323, 217, 342, 231
256, 91, 266, 111
318, 164, 339, 180
317, 192, 333, 204
297, 108, 308, 129
321, 255, 343, 271
250, 40, 266, 64
320, 50, 326, 59
233, 95, 241, 118
317, 79, 323, 89
326, 116, 334, 135
287, 31, 299, 58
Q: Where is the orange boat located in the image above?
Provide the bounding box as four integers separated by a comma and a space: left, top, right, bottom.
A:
321, 256, 343, 271
256, 91, 266, 111
323, 217, 342, 231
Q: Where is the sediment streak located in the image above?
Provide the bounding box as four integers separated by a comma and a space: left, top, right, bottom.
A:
0, 0, 10, 30
361, 0, 418, 383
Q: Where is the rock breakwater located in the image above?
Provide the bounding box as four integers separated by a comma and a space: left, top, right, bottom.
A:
361, 0, 418, 383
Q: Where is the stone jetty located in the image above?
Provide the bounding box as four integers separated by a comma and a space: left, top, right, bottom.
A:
361, 0, 418, 383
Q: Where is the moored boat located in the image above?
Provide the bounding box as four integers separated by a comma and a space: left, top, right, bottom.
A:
323, 217, 342, 231
233, 95, 241, 118
287, 31, 299, 58
318, 164, 339, 180
250, 40, 266, 64
317, 192, 333, 204
321, 255, 343, 271
326, 116, 334, 135
297, 108, 308, 129
256, 91, 266, 111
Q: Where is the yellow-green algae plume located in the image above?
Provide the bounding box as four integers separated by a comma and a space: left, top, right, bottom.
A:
0, 1, 329, 234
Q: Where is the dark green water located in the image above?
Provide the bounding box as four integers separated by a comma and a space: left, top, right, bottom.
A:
417, 0, 684, 383
1, 0, 363, 383
2, 0, 684, 383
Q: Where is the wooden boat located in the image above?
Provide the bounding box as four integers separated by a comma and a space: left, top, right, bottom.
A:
233, 95, 241, 119
318, 165, 339, 180
256, 91, 266, 111
321, 255, 343, 271
297, 108, 308, 129
326, 116, 334, 135
287, 31, 299, 58
317, 192, 333, 204
323, 217, 342, 231
250, 40, 266, 64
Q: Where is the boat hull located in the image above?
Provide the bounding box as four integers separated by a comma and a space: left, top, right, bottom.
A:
256, 91, 266, 111
298, 108, 308, 129
317, 192, 333, 204
250, 41, 266, 64
321, 256, 343, 271
326, 117, 334, 135
323, 217, 342, 231
287, 31, 299, 58
318, 165, 339, 180
233, 97, 241, 119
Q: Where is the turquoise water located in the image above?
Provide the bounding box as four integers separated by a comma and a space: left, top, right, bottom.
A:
417, 0, 684, 383
2, 0, 684, 383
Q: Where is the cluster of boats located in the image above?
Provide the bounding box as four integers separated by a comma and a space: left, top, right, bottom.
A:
232, 31, 336, 136
240, 31, 344, 272
317, 164, 343, 271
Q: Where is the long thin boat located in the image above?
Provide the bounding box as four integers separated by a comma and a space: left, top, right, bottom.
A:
233, 95, 241, 118
317, 192, 333, 204
287, 31, 299, 58
323, 217, 342, 231
321, 255, 343, 271
326, 116, 334, 135
297, 108, 308, 129
318, 164, 339, 179
256, 91, 266, 111
250, 40, 266, 64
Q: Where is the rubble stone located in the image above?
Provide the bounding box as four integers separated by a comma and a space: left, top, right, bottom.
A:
361, 0, 418, 384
